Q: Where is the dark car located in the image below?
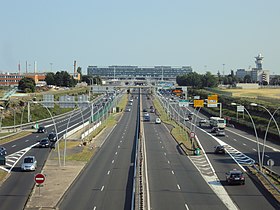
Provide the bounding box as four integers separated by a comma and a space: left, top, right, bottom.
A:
143, 108, 147, 112
38, 138, 50, 148
0, 147, 7, 156
37, 126, 46, 133
211, 127, 219, 133
226, 169, 245, 185
48, 132, 57, 142
216, 129, 225, 136
214, 145, 225, 154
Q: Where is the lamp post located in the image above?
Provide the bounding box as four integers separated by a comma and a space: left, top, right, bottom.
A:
250, 103, 280, 169
0, 106, 4, 132
231, 102, 262, 170
64, 107, 85, 166
33, 101, 61, 166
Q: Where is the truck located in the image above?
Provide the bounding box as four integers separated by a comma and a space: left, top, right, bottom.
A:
209, 117, 226, 129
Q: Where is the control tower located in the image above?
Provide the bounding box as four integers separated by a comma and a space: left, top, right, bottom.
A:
255, 53, 264, 70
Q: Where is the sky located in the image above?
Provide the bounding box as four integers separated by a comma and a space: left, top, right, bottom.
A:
1, 0, 280, 75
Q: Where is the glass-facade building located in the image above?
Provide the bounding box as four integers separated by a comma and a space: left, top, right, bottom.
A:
87, 65, 192, 80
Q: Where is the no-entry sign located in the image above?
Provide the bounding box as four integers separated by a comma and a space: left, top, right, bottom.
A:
35, 173, 45, 184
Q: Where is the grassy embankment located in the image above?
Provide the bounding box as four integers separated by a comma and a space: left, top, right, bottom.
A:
153, 98, 197, 155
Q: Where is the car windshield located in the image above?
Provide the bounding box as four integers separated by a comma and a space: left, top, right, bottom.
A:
49, 134, 55, 138
24, 158, 33, 163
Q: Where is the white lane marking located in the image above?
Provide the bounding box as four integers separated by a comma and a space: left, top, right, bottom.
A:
161, 146, 164, 149
112, 160, 114, 164
101, 186, 104, 191
164, 152, 166, 156
120, 140, 122, 143
93, 206, 96, 210
167, 161, 170, 164
107, 170, 110, 175
227, 129, 280, 152
171, 170, 174, 174
242, 143, 246, 146
118, 145, 120, 148
160, 141, 162, 144
36, 135, 39, 138
265, 155, 270, 158
233, 139, 237, 141
115, 152, 118, 155
143, 116, 151, 210
253, 148, 257, 151
177, 184, 181, 190
121, 136, 124, 139
12, 145, 16, 148
185, 204, 190, 210
25, 140, 29, 142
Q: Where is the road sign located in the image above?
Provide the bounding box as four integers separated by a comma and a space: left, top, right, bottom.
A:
267, 159, 274, 167
207, 94, 218, 107
190, 132, 195, 138
35, 173, 45, 184
237, 105, 244, 112
179, 100, 189, 107
194, 100, 204, 107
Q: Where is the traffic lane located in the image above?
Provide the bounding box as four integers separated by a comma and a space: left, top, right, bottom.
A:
208, 152, 279, 209
1, 131, 47, 155
59, 103, 137, 210
195, 128, 279, 209
144, 121, 188, 210
153, 123, 228, 209
224, 128, 280, 173
98, 134, 137, 210
0, 146, 49, 210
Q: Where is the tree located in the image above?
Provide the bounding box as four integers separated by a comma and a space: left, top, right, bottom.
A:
45, 72, 55, 85
77, 67, 82, 78
202, 72, 218, 87
243, 75, 252, 83
18, 77, 36, 93
55, 72, 63, 86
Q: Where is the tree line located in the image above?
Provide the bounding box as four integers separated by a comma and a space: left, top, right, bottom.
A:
18, 67, 102, 93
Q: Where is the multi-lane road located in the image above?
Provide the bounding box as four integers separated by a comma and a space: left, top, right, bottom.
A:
0, 89, 279, 209
0, 95, 113, 210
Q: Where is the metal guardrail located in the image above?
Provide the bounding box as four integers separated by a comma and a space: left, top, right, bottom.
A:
253, 164, 280, 194
131, 91, 141, 210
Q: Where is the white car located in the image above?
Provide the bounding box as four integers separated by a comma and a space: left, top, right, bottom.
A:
21, 156, 37, 171
155, 118, 161, 124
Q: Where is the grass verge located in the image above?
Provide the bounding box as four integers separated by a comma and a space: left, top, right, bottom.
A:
153, 98, 197, 155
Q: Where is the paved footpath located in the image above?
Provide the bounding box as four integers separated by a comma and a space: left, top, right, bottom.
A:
25, 126, 114, 210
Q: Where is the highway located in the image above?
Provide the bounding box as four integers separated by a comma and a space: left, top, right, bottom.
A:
0, 95, 114, 210
142, 94, 228, 209
160, 94, 280, 209
59, 92, 139, 210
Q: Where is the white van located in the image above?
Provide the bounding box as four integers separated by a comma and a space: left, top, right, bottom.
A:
209, 117, 226, 129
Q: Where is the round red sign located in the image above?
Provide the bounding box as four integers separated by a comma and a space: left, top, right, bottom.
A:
35, 173, 45, 184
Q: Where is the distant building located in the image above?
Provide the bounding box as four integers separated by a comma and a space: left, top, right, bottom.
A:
87, 65, 192, 80
0, 73, 24, 86
235, 54, 270, 84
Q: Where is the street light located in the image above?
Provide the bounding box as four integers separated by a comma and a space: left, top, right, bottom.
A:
0, 106, 4, 132
250, 103, 280, 169
231, 102, 262, 170
33, 101, 61, 166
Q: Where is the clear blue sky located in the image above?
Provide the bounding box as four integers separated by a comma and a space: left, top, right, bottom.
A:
1, 0, 279, 75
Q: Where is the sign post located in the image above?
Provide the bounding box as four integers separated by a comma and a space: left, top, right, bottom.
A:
35, 173, 45, 196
